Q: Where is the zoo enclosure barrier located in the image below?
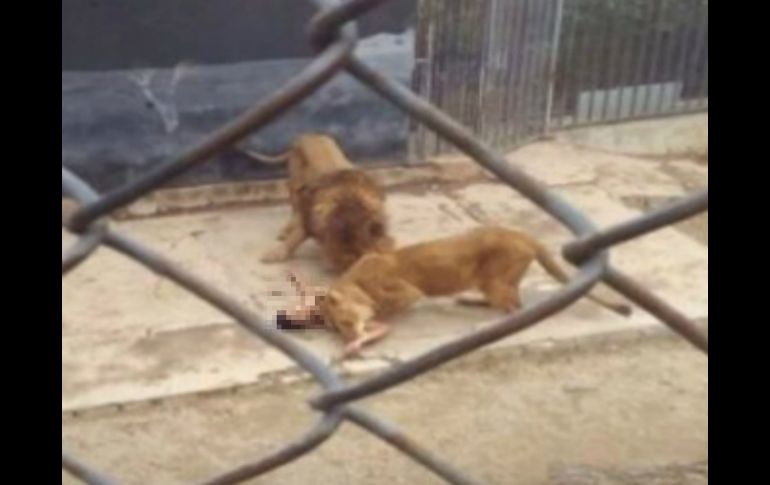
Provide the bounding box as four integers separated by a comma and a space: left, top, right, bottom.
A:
412, 0, 708, 157
62, 1, 708, 484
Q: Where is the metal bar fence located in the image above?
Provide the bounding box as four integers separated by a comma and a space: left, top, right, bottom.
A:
62, 1, 708, 483
548, 0, 709, 128
414, 0, 708, 157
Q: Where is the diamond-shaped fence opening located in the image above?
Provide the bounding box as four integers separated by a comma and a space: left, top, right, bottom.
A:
62, 1, 707, 484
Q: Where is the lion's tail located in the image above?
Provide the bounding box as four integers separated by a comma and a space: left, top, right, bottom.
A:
532, 239, 632, 317
237, 147, 292, 164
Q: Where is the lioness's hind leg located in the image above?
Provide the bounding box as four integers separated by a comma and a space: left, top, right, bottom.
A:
481, 279, 520, 312
479, 256, 530, 312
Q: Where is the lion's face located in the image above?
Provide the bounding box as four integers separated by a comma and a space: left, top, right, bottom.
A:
303, 171, 394, 271
349, 217, 395, 256
324, 212, 394, 270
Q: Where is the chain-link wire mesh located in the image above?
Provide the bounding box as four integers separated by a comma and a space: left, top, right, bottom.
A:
62, 1, 708, 483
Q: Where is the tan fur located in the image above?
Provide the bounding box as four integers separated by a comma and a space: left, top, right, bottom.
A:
319, 226, 632, 357
254, 134, 394, 271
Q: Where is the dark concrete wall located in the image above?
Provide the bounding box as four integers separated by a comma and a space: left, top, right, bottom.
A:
62, 0, 416, 191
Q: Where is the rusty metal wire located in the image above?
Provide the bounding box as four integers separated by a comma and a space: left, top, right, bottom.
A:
62, 1, 708, 483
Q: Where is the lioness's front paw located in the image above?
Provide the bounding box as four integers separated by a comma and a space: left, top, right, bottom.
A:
454, 295, 489, 307
261, 246, 290, 264
342, 342, 363, 359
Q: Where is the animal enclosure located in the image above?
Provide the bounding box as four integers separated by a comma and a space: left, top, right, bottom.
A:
62, 1, 708, 484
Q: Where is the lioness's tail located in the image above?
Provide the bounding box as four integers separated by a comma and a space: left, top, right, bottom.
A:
237, 147, 292, 164
532, 240, 632, 317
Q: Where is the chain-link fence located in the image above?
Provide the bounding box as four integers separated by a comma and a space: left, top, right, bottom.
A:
62, 1, 708, 484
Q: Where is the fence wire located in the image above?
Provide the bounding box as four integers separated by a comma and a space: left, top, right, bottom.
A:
62, 1, 708, 483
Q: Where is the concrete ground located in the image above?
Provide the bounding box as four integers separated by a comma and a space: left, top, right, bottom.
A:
63, 337, 707, 485
62, 121, 708, 484
62, 140, 708, 412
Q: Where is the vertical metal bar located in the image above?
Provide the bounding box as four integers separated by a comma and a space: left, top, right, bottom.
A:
463, 0, 477, 133
545, 0, 566, 133
427, 0, 440, 159
519, 0, 537, 138
411, 0, 429, 161
686, 2, 707, 110
642, 0, 665, 117
423, 0, 437, 157
680, 0, 699, 111
427, 0, 438, 155
481, 0, 496, 144
701, 56, 708, 109
520, 0, 549, 139
629, 0, 651, 118
496, 0, 514, 146
585, 2, 605, 123
612, 0, 633, 122
498, 0, 513, 141
599, 0, 618, 123
672, 0, 693, 113
520, 0, 537, 137
595, 1, 614, 124
456, 0, 469, 137
462, 0, 476, 137
505, 0, 522, 141
445, 0, 457, 153
556, 0, 578, 129
457, 1, 471, 140
455, 0, 465, 141
474, 0, 489, 138
654, 0, 675, 115
424, 0, 437, 157
699, 12, 708, 110
533, 0, 557, 138
478, 0, 487, 141
499, 0, 519, 145
434, 0, 449, 154
485, 0, 500, 145
697, 1, 708, 111
583, 25, 596, 122
508, 0, 530, 141
502, 0, 522, 139
576, 5, 596, 124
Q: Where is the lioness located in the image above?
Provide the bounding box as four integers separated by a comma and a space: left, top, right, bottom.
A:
243, 134, 394, 271
316, 226, 632, 356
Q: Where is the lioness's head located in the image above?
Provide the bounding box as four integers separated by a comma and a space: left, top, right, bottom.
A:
319, 283, 375, 340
